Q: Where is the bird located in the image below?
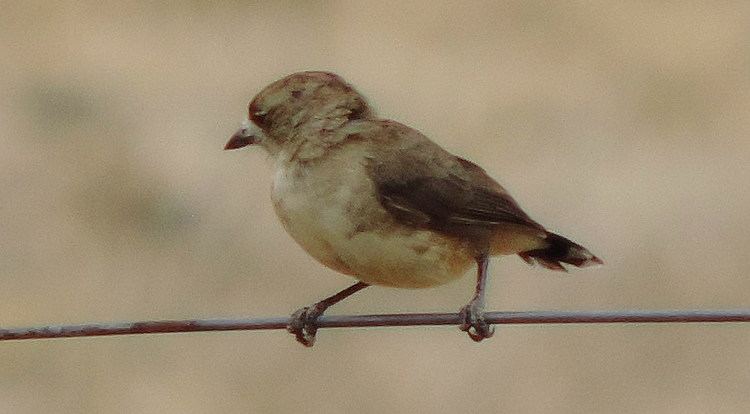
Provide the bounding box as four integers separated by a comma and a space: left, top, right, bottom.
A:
225, 71, 602, 346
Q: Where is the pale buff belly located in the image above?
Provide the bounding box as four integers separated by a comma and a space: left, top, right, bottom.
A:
270, 153, 474, 288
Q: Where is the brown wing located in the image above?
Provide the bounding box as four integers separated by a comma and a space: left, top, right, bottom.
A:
368, 148, 544, 236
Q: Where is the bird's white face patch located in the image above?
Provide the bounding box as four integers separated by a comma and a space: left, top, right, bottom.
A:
238, 118, 267, 145
240, 118, 253, 131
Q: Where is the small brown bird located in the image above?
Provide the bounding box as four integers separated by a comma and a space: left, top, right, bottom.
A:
226, 71, 601, 346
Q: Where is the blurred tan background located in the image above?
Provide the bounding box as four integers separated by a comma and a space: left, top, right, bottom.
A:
2, 1, 750, 413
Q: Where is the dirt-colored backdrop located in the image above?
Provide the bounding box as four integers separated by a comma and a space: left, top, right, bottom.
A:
2, 1, 750, 413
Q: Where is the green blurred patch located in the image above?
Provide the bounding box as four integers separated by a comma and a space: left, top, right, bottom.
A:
74, 162, 195, 244
23, 81, 103, 131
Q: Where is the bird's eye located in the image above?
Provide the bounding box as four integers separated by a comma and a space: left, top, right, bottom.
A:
251, 110, 268, 126
290, 90, 302, 99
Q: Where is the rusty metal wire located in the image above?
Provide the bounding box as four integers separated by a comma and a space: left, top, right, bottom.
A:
2, 309, 750, 341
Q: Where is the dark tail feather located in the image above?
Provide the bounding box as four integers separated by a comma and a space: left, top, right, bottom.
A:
519, 232, 603, 272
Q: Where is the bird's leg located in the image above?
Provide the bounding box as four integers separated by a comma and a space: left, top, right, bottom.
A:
459, 253, 495, 342
287, 281, 369, 347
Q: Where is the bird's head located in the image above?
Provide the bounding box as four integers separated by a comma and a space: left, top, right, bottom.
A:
225, 71, 371, 153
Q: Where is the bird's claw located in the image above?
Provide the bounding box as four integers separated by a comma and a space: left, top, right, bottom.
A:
459, 301, 495, 342
287, 305, 324, 347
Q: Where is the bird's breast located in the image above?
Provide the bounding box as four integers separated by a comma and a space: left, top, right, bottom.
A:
270, 146, 473, 288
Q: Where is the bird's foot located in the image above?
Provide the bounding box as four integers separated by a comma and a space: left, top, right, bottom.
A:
287, 304, 325, 347
459, 300, 495, 342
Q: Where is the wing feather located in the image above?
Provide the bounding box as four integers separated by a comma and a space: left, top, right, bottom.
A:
369, 149, 542, 234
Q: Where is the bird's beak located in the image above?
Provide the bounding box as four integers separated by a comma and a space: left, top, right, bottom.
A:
225, 122, 259, 150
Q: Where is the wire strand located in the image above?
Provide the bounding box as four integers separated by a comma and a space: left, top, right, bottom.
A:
2, 309, 750, 341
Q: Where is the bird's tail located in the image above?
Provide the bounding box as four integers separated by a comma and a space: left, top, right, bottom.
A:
519, 232, 603, 272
